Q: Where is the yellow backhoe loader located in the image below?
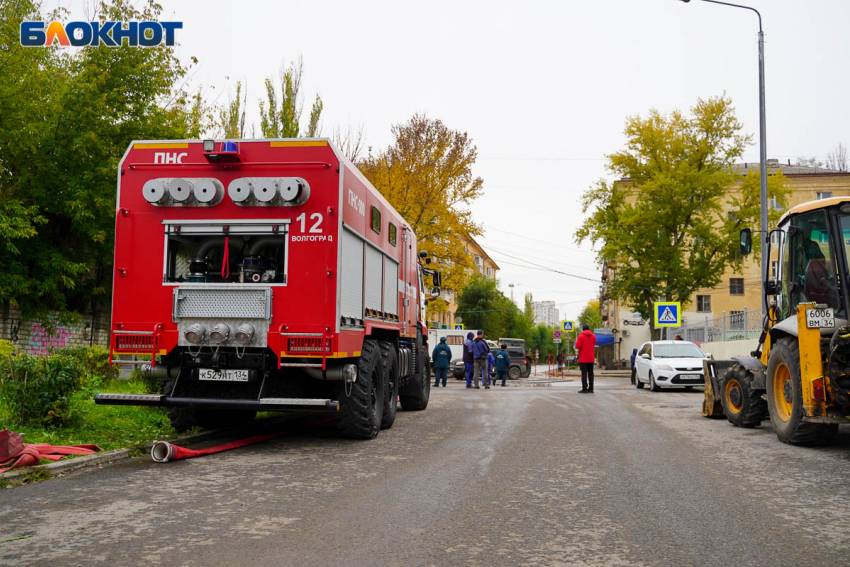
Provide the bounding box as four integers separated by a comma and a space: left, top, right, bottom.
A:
703, 197, 850, 445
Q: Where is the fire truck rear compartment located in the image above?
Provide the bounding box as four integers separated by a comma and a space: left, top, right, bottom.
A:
165, 232, 287, 285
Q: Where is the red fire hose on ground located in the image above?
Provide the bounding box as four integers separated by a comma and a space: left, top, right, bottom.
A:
150, 416, 336, 463
0, 429, 101, 473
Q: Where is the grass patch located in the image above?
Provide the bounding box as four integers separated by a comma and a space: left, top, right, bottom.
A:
19, 467, 52, 484
0, 377, 177, 452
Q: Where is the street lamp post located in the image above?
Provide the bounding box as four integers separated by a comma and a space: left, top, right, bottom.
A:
681, 0, 768, 312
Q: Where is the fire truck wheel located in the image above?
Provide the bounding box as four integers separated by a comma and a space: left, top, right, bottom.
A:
720, 364, 766, 428
766, 337, 838, 445
379, 342, 399, 430
400, 351, 430, 411
337, 339, 385, 439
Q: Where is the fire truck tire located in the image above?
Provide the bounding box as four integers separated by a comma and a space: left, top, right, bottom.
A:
379, 341, 399, 430
766, 337, 838, 445
337, 339, 385, 439
720, 365, 766, 428
400, 353, 430, 411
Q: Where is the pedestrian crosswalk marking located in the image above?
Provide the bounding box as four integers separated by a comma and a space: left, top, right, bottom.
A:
658, 307, 676, 323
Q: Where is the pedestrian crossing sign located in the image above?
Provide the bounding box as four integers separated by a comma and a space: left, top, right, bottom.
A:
654, 302, 681, 327
562, 321, 575, 332
454, 324, 464, 330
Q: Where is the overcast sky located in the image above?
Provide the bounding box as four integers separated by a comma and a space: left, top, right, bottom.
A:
61, 0, 850, 321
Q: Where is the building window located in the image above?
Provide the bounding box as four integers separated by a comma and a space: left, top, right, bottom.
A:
817, 192, 832, 200
730, 278, 744, 295
388, 223, 397, 246
371, 206, 381, 234
485, 266, 493, 278
770, 231, 779, 247
697, 295, 711, 312
769, 196, 782, 210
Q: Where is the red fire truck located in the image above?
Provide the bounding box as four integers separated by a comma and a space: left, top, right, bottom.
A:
95, 139, 440, 439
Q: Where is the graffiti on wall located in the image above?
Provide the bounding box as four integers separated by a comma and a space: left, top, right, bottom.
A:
28, 323, 75, 355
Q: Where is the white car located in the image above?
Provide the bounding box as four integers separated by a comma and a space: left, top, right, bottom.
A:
634, 340, 708, 391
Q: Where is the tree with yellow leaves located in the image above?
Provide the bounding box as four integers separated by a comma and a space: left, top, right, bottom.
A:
359, 115, 484, 319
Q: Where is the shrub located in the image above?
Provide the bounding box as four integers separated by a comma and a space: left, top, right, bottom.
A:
0, 340, 15, 358
0, 353, 83, 425
57, 346, 119, 385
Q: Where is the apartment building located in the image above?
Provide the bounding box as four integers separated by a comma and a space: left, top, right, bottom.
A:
532, 301, 559, 327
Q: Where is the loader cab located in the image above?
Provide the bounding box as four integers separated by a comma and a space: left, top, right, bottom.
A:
762, 200, 850, 323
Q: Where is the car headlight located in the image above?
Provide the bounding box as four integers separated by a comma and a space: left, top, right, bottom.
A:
657, 363, 674, 372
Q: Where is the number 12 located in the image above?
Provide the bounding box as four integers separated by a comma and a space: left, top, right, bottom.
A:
296, 213, 323, 233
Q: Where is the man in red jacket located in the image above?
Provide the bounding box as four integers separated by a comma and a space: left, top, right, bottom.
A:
575, 324, 597, 393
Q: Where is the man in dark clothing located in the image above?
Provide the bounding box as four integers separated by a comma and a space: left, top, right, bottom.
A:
472, 330, 491, 389
463, 331, 475, 388
630, 348, 638, 385
432, 336, 452, 387
575, 324, 597, 393
557, 351, 564, 375
494, 344, 511, 387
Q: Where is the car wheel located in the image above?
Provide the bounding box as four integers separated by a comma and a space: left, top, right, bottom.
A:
635, 373, 644, 389
649, 372, 660, 392
508, 366, 521, 380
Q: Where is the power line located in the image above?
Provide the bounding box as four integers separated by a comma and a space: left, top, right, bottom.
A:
482, 224, 596, 255
486, 245, 600, 275
491, 257, 599, 283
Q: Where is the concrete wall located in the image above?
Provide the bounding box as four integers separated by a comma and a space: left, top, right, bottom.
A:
698, 338, 760, 361
0, 305, 111, 354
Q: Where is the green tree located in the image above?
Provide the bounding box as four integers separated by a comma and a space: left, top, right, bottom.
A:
217, 81, 245, 138
0, 0, 208, 325
259, 57, 323, 138
454, 276, 536, 344
360, 115, 485, 319
575, 95, 791, 333
577, 300, 602, 331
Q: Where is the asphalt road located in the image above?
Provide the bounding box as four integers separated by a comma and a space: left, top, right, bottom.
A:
2, 376, 850, 567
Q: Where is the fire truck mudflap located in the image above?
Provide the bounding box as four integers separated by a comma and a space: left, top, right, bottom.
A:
95, 138, 439, 439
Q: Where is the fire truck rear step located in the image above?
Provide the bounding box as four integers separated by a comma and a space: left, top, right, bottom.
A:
95, 393, 338, 411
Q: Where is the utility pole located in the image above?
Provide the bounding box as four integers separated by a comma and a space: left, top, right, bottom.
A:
509, 283, 515, 304
680, 0, 768, 312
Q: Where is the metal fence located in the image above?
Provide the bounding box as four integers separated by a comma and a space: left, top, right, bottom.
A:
661, 307, 765, 343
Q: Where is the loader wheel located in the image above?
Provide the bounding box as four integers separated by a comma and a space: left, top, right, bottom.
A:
337, 339, 385, 439
720, 365, 766, 428
379, 341, 399, 430
766, 337, 838, 445
649, 372, 660, 392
